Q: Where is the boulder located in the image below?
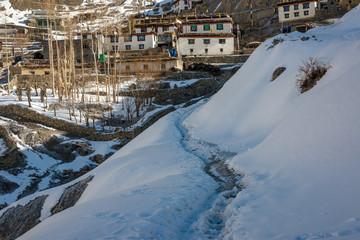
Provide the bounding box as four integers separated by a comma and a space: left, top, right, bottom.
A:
272, 67, 286, 81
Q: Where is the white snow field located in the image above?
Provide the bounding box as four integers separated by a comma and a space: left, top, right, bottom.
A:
1, 5, 360, 240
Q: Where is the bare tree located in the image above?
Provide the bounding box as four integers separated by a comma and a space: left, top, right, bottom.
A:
15, 83, 23, 101
25, 84, 32, 107
49, 102, 61, 116
91, 32, 100, 102
14, 34, 29, 61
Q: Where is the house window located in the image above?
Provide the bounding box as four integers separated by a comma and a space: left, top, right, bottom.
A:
205, 48, 208, 54
203, 24, 210, 31
38, 20, 42, 26
137, 35, 145, 41
110, 37, 118, 43
124, 36, 132, 42
161, 64, 166, 70
217, 23, 224, 30
294, 4, 299, 10
163, 26, 169, 31
190, 48, 194, 53
125, 45, 131, 50
143, 64, 148, 70
190, 25, 197, 32
294, 12, 299, 17
304, 10, 309, 15
284, 13, 290, 18
141, 27, 147, 33
112, 46, 118, 51
220, 48, 223, 53
203, 39, 210, 44
139, 44, 144, 49
45, 71, 50, 75
283, 6, 290, 12
30, 71, 35, 75
188, 39, 195, 44
82, 35, 87, 39
219, 39, 226, 44
184, 0, 188, 4
303, 3, 310, 9
125, 65, 130, 71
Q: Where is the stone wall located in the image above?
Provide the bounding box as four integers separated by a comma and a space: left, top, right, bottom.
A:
0, 104, 175, 142
182, 55, 250, 64
0, 105, 95, 138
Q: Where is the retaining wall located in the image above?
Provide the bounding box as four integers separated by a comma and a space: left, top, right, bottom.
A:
0, 104, 175, 141
182, 54, 250, 64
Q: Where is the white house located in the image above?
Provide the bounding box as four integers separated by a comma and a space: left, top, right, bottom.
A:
278, 0, 318, 23
178, 33, 234, 56
181, 18, 233, 34
104, 33, 158, 52
178, 15, 234, 56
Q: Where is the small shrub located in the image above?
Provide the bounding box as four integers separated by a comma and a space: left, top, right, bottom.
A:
296, 57, 330, 93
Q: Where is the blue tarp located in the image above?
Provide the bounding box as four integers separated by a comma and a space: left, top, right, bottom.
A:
169, 49, 177, 57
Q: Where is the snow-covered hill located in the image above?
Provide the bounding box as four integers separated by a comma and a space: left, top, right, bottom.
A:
1, 4, 360, 240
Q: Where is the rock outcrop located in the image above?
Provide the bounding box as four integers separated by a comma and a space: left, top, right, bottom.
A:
0, 195, 48, 240
0, 176, 20, 195
51, 175, 94, 215
0, 175, 94, 239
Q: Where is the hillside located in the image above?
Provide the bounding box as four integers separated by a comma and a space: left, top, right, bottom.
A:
1, 4, 359, 240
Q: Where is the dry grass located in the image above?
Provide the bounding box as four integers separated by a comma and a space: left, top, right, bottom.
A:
297, 57, 330, 93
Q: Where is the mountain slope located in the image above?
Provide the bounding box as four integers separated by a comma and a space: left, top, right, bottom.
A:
1, 4, 360, 240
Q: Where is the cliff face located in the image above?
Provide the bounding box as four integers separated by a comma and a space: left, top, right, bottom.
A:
9, 0, 83, 10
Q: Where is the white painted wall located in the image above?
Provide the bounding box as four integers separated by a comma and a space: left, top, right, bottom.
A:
104, 34, 158, 52
174, 0, 192, 13
182, 21, 232, 34
278, 1, 318, 23
178, 36, 234, 56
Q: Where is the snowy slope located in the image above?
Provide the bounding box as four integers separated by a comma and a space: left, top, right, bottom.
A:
185, 5, 360, 240
2, 5, 360, 240
10, 106, 217, 239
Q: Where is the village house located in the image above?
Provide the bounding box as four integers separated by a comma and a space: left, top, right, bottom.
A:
173, 0, 203, 13
178, 15, 234, 56
278, 0, 318, 23
116, 47, 182, 74
43, 33, 103, 64
104, 32, 158, 53
28, 10, 63, 30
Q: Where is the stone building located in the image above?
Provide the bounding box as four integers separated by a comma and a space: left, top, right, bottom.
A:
43, 35, 103, 64
116, 47, 182, 73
